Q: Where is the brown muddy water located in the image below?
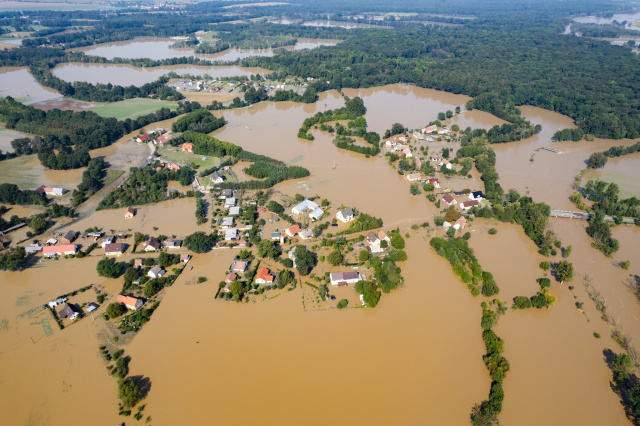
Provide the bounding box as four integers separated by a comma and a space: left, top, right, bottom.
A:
303, 20, 387, 29
343, 84, 505, 134
72, 37, 340, 62
492, 105, 640, 211
1, 83, 638, 425
52, 63, 271, 86
573, 12, 640, 30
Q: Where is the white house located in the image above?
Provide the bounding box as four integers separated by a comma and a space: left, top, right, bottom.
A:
426, 178, 440, 189
441, 193, 457, 206
336, 207, 354, 223
438, 128, 450, 135
104, 243, 123, 256
101, 236, 116, 248
224, 198, 236, 208
309, 207, 324, 221
225, 228, 239, 241
117, 295, 143, 311
228, 206, 240, 216
366, 232, 380, 246
292, 199, 318, 215
48, 297, 68, 308
163, 239, 182, 249
25, 244, 42, 253
439, 159, 452, 169
220, 217, 234, 228
460, 200, 480, 210
329, 271, 362, 286
148, 265, 165, 279
211, 171, 225, 184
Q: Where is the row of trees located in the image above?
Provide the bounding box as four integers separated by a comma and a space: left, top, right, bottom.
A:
171, 109, 226, 134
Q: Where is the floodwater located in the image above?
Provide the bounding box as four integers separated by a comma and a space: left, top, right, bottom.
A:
303, 20, 386, 29
52, 63, 271, 86
0, 154, 85, 190
465, 218, 630, 425
125, 233, 489, 425
1, 82, 638, 425
0, 67, 63, 105
0, 126, 29, 153
72, 37, 340, 62
0, 257, 123, 426
343, 84, 505, 134
584, 151, 640, 198
573, 12, 640, 30
492, 105, 639, 211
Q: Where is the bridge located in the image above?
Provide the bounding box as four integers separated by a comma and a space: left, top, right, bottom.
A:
550, 210, 636, 224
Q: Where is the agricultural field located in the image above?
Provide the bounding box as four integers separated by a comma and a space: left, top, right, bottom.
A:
90, 98, 178, 120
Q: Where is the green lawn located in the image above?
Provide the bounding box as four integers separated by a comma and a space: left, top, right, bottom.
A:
592, 170, 640, 199
91, 98, 178, 120
158, 146, 226, 170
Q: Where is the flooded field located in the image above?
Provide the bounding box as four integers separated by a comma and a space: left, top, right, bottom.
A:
0, 67, 63, 105
0, 154, 85, 190
583, 151, 640, 198
0, 126, 29, 153
492, 106, 640, 211
72, 37, 340, 62
1, 80, 638, 425
343, 84, 504, 134
303, 20, 387, 29
125, 234, 489, 425
573, 12, 640, 30
52, 63, 271, 86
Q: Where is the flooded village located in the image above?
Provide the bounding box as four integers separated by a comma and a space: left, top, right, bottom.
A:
1, 2, 640, 426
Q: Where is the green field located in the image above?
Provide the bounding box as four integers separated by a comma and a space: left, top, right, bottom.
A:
158, 146, 225, 170
592, 170, 640, 199
91, 98, 178, 120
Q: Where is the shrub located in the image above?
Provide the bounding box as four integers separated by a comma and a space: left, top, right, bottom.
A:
337, 299, 348, 309
488, 228, 498, 235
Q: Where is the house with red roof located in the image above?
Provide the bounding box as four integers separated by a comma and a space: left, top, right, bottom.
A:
136, 133, 150, 143
43, 244, 77, 257
441, 193, 457, 206
285, 225, 301, 237
116, 295, 143, 311
255, 267, 274, 285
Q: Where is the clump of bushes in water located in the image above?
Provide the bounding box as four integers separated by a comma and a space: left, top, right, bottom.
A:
512, 278, 557, 310
430, 235, 500, 297
471, 303, 509, 425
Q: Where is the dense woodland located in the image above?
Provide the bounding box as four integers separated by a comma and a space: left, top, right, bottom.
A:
0, 0, 639, 138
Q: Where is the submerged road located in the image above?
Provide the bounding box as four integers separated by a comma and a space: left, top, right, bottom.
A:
550, 209, 636, 223
50, 141, 155, 233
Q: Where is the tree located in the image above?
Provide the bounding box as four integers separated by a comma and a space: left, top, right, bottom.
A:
562, 245, 573, 258
257, 239, 279, 259
29, 216, 47, 234
390, 233, 405, 250
327, 250, 344, 266
555, 260, 574, 283
277, 269, 294, 289
539, 261, 550, 271
294, 245, 316, 276
337, 299, 348, 309
267, 200, 284, 214
611, 353, 633, 382
184, 231, 211, 253
588, 152, 608, 169
118, 378, 142, 408
106, 302, 126, 318
358, 250, 370, 262
97, 257, 123, 278
124, 267, 139, 283
445, 208, 461, 223
144, 281, 160, 298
